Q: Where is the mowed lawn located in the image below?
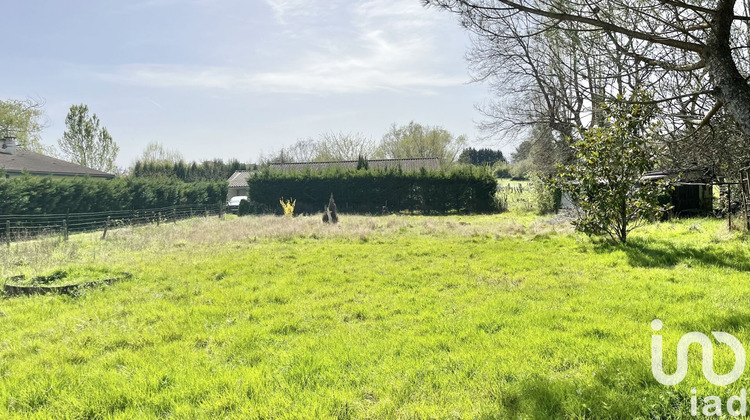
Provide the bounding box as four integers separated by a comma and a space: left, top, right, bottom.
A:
1, 213, 749, 418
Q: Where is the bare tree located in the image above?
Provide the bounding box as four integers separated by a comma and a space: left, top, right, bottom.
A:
427, 0, 750, 169
316, 132, 376, 161
139, 141, 184, 164
262, 132, 376, 164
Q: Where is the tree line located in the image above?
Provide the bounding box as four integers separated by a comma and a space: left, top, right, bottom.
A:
260, 121, 468, 170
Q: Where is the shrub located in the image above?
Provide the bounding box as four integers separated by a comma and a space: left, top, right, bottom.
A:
532, 175, 561, 215
553, 94, 670, 243
238, 199, 252, 216
279, 197, 296, 217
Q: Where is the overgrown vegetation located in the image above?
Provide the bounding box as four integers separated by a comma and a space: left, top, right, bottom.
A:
248, 167, 497, 214
0, 214, 747, 418
0, 175, 227, 214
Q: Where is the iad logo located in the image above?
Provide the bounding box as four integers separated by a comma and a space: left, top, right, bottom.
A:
651, 319, 746, 386
651, 319, 748, 417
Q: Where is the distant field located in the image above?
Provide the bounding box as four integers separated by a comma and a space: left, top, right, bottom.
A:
1, 213, 749, 418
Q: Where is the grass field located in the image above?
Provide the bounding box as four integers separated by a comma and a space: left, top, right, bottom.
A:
1, 212, 749, 418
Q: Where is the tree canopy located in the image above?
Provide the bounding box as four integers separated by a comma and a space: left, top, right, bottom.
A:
0, 98, 49, 153
427, 0, 750, 175
58, 104, 119, 173
378, 121, 467, 169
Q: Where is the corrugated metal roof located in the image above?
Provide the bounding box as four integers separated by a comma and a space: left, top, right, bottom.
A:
268, 157, 441, 173
0, 149, 115, 178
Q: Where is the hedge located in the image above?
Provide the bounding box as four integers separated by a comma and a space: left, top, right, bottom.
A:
0, 175, 228, 215
247, 167, 497, 214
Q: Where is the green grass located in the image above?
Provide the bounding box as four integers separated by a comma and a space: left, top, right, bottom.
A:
0, 213, 748, 418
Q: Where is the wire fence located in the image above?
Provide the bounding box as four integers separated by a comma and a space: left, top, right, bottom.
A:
1, 204, 223, 245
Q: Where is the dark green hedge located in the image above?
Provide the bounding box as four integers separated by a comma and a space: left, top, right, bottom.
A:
247, 167, 497, 214
0, 175, 228, 215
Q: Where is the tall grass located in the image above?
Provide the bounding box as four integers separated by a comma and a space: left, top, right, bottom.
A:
0, 213, 747, 418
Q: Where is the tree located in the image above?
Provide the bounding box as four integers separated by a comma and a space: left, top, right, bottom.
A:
427, 0, 750, 172
315, 132, 376, 161
377, 121, 467, 169
139, 141, 183, 164
262, 132, 376, 164
58, 104, 119, 173
554, 95, 669, 243
0, 98, 52, 154
458, 147, 506, 165
510, 140, 532, 163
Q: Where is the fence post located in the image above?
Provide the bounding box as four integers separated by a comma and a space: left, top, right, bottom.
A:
5, 220, 9, 247
172, 207, 177, 224
63, 218, 69, 241
157, 212, 162, 227
204, 205, 208, 218
102, 216, 110, 240
728, 184, 733, 230
218, 202, 224, 220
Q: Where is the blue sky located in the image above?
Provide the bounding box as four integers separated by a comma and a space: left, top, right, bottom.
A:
1, 0, 497, 167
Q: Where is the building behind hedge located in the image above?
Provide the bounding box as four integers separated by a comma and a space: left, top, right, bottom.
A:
226, 158, 441, 201
0, 137, 114, 179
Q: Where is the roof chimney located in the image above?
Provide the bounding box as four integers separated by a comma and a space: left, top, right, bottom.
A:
1, 136, 17, 155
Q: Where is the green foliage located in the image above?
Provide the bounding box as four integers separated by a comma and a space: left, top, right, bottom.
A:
132, 159, 254, 182
532, 176, 562, 214
0, 175, 227, 214
509, 159, 532, 180
248, 167, 497, 214
458, 147, 506, 166
377, 121, 467, 169
356, 155, 369, 170
555, 94, 669, 242
0, 98, 51, 154
58, 104, 119, 173
492, 162, 512, 178
510, 140, 532, 163
237, 199, 252, 216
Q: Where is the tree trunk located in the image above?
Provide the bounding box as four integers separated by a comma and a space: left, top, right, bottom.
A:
705, 1, 750, 141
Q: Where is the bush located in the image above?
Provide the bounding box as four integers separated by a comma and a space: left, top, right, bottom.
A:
554, 94, 669, 243
238, 199, 252, 216
247, 167, 497, 214
0, 175, 228, 215
532, 176, 561, 215
493, 163, 512, 179
509, 159, 532, 180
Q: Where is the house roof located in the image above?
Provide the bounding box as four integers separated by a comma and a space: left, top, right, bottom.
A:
0, 149, 115, 178
268, 157, 441, 173
228, 170, 256, 188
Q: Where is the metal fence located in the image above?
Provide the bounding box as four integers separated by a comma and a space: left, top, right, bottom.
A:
1, 204, 222, 244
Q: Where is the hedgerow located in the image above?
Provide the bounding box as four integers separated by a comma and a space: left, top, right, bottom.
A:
247, 167, 497, 214
0, 175, 227, 214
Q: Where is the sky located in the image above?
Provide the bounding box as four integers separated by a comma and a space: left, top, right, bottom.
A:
0, 0, 503, 168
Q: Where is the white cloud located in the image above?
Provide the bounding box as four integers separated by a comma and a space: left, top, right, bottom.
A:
96, 0, 468, 95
